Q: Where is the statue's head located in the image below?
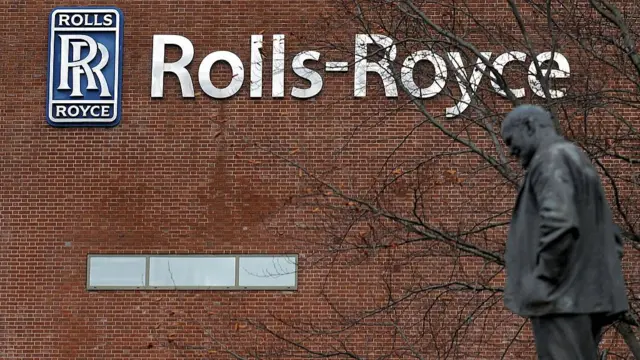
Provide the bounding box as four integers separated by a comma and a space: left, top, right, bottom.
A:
501, 105, 557, 168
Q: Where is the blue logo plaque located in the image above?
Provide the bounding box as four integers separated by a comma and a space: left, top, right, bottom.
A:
46, 7, 124, 127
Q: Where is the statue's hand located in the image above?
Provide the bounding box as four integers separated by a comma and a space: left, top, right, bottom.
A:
522, 272, 554, 307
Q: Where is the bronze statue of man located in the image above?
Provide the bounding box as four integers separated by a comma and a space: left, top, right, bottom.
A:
501, 105, 628, 359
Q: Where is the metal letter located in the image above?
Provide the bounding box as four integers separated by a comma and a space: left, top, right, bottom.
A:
446, 52, 492, 118
291, 51, 323, 99
490, 51, 527, 98
528, 52, 570, 98
250, 35, 263, 98
354, 34, 398, 97
198, 51, 244, 99
151, 35, 194, 98
401, 50, 447, 98
272, 34, 285, 98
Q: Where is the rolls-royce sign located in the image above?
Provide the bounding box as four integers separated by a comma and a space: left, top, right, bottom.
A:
46, 8, 570, 127
151, 33, 570, 118
47, 7, 124, 127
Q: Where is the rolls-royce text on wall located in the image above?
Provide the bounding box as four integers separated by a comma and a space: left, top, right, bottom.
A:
151, 34, 570, 118
46, 7, 570, 127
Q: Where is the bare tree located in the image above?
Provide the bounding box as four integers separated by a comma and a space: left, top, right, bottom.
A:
156, 0, 639, 358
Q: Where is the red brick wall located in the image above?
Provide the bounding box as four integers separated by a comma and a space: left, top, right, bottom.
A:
1, 0, 638, 359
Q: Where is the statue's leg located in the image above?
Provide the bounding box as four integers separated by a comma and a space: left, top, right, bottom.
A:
531, 314, 599, 360
591, 313, 617, 357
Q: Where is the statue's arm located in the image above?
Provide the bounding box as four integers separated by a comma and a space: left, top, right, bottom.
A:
530, 153, 579, 284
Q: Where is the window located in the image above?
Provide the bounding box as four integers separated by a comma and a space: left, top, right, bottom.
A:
149, 256, 236, 287
238, 255, 297, 288
87, 254, 298, 290
87, 256, 146, 288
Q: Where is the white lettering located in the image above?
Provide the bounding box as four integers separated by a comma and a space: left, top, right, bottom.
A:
144, 34, 571, 117
58, 34, 110, 97
67, 105, 79, 117
401, 50, 447, 98
354, 34, 397, 97
55, 106, 67, 118
79, 105, 90, 117
272, 34, 285, 98
71, 14, 84, 26
250, 35, 263, 98
88, 14, 102, 26
55, 105, 111, 118
103, 14, 113, 26
528, 52, 571, 98
151, 35, 195, 98
198, 51, 244, 99
490, 51, 527, 98
445, 52, 492, 118
57, 13, 113, 27
58, 14, 70, 26
291, 51, 323, 99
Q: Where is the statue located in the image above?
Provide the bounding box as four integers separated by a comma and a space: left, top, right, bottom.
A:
501, 105, 628, 359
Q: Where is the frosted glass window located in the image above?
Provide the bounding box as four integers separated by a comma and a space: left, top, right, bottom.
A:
238, 256, 297, 288
87, 254, 298, 290
149, 256, 236, 287
88, 256, 146, 287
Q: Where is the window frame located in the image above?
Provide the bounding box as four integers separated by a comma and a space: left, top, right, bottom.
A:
86, 254, 298, 291
86, 254, 147, 289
